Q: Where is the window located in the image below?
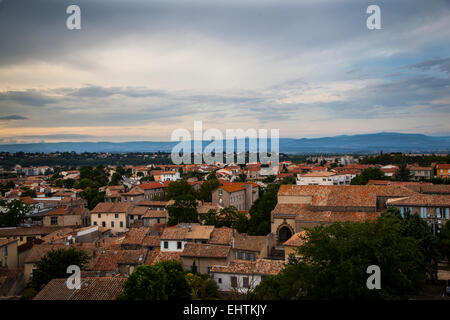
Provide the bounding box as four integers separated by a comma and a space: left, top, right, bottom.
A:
230, 276, 237, 288
102, 221, 106, 228
218, 278, 222, 284
236, 251, 243, 259
157, 218, 160, 223
207, 267, 211, 274
446, 208, 450, 220
177, 241, 182, 249
245, 252, 256, 261
164, 241, 169, 249
120, 221, 123, 228
50, 216, 58, 225
243, 277, 249, 288
115, 213, 119, 218
420, 207, 427, 219
111, 221, 114, 228
93, 221, 97, 226
98, 213, 101, 218
400, 207, 404, 217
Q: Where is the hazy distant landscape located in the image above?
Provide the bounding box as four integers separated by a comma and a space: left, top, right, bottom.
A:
1, 132, 449, 154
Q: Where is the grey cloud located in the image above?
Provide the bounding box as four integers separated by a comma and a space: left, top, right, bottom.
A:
409, 57, 450, 75
0, 115, 28, 120
0, 90, 60, 106
16, 134, 95, 140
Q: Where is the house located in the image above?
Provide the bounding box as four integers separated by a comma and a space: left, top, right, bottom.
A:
33, 277, 126, 300
380, 165, 399, 177
282, 231, 308, 260
0, 226, 65, 246
153, 171, 180, 182
159, 224, 214, 252
210, 259, 285, 293
296, 171, 355, 186
212, 182, 259, 211
436, 164, 450, 179
145, 251, 181, 265
231, 232, 273, 261
117, 249, 147, 276
103, 186, 125, 203
23, 243, 97, 283
137, 200, 168, 211
181, 243, 231, 274
142, 210, 168, 227
121, 182, 165, 203
160, 226, 189, 252
386, 194, 450, 232
90, 202, 133, 233
408, 166, 433, 180
0, 239, 18, 269
271, 185, 416, 244
43, 206, 90, 227
127, 206, 148, 227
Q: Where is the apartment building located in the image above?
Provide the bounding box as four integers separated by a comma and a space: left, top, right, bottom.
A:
90, 202, 133, 233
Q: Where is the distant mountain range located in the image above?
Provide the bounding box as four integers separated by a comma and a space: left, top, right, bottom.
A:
0, 132, 449, 154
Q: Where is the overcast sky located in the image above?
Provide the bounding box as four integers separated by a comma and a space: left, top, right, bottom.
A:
0, 0, 449, 143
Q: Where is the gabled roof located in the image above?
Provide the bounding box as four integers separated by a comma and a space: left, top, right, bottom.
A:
209, 227, 233, 245
387, 194, 450, 207
283, 231, 308, 247
278, 185, 416, 208
210, 259, 285, 276
136, 182, 165, 190
233, 233, 267, 253
181, 243, 230, 258
91, 202, 132, 213
121, 227, 150, 246
33, 277, 126, 300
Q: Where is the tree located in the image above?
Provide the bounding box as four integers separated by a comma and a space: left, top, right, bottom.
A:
165, 180, 195, 200
30, 248, 90, 291
118, 261, 191, 300
382, 207, 440, 281
263, 175, 276, 183
394, 163, 412, 181
0, 199, 30, 227
157, 260, 191, 300
235, 173, 247, 183
198, 178, 220, 202
118, 264, 168, 300
248, 184, 279, 235
437, 221, 450, 264
109, 172, 123, 185
200, 207, 249, 233
253, 216, 427, 300
80, 187, 105, 210
167, 194, 199, 226
350, 167, 386, 185
21, 187, 36, 198
281, 175, 296, 185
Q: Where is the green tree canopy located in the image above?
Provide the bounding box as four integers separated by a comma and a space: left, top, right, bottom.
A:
253, 216, 427, 300
118, 261, 191, 300
0, 199, 30, 227
198, 178, 220, 202
30, 248, 90, 291
165, 180, 196, 200
350, 167, 386, 185
248, 184, 279, 235
437, 220, 450, 263
167, 194, 199, 226
393, 163, 412, 181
